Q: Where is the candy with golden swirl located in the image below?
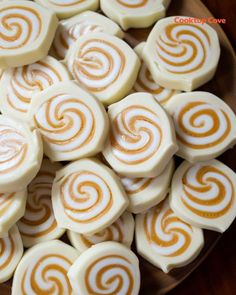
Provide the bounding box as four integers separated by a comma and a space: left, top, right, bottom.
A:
135, 198, 204, 273
52, 158, 128, 235
170, 159, 236, 233
68, 241, 140, 295
0, 1, 58, 68
0, 115, 43, 193
12, 240, 79, 295
29, 81, 109, 162
103, 93, 178, 178
0, 225, 23, 283
142, 16, 220, 91
166, 92, 236, 162
66, 33, 140, 105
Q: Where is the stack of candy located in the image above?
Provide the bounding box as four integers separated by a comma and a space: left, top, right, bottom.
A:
0, 1, 236, 294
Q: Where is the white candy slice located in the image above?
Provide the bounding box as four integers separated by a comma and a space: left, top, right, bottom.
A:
142, 16, 220, 91
12, 240, 79, 295
135, 198, 204, 273
35, 0, 99, 19
51, 11, 124, 60
170, 159, 236, 233
66, 33, 140, 106
0, 1, 58, 68
68, 241, 140, 295
0, 115, 43, 193
103, 92, 178, 178
28, 81, 109, 162
121, 158, 174, 213
166, 92, 236, 162
0, 225, 23, 283
101, 0, 171, 30
0, 56, 70, 122
18, 158, 65, 248
52, 158, 129, 235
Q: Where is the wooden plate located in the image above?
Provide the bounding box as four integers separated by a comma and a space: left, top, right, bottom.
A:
1, 0, 235, 294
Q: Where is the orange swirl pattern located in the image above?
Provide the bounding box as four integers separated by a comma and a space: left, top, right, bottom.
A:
0, 6, 41, 50
121, 177, 152, 195
0, 233, 15, 271
144, 201, 193, 257
0, 125, 27, 174
156, 23, 211, 74
49, 0, 84, 6
60, 171, 113, 223
85, 255, 136, 295
116, 0, 148, 8
174, 101, 231, 149
111, 106, 162, 164
181, 164, 234, 218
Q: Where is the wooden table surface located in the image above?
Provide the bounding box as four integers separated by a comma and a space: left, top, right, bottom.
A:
170, 1, 236, 294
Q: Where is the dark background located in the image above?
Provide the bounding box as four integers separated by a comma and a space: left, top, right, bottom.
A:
170, 1, 236, 294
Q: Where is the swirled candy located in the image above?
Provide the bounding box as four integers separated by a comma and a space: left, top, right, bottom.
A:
68, 241, 140, 295
28, 81, 109, 162
66, 33, 140, 106
170, 159, 236, 233
68, 211, 134, 252
166, 92, 236, 162
142, 16, 220, 91
0, 56, 70, 122
51, 11, 124, 60
0, 1, 58, 68
101, 0, 170, 30
18, 158, 65, 248
0, 225, 23, 283
121, 158, 174, 214
135, 198, 204, 273
12, 240, 79, 295
52, 158, 128, 235
103, 92, 178, 178
0, 115, 43, 193
35, 0, 99, 19
0, 189, 27, 237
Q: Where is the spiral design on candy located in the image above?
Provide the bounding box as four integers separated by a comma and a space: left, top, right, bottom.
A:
111, 106, 162, 164
34, 94, 95, 153
156, 23, 211, 74
116, 0, 148, 8
60, 172, 113, 223
0, 125, 27, 174
70, 38, 125, 92
49, 0, 84, 6
0, 6, 41, 50
7, 61, 62, 113
181, 164, 234, 218
121, 177, 152, 195
85, 255, 135, 294
174, 102, 231, 149
0, 193, 15, 217
21, 254, 72, 294
144, 202, 193, 257
0, 234, 15, 271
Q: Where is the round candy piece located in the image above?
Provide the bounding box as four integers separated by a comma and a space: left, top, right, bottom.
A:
28, 81, 109, 162
12, 240, 79, 295
101, 0, 171, 30
68, 211, 134, 253
166, 92, 236, 162
68, 241, 140, 295
51, 11, 124, 60
142, 16, 220, 91
0, 190, 27, 238
35, 0, 99, 19
121, 158, 174, 213
0, 225, 23, 283
52, 158, 129, 235
0, 115, 43, 193
103, 92, 178, 178
0, 1, 58, 68
170, 159, 236, 233
18, 158, 65, 248
0, 56, 71, 121
66, 33, 140, 106
135, 198, 204, 273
